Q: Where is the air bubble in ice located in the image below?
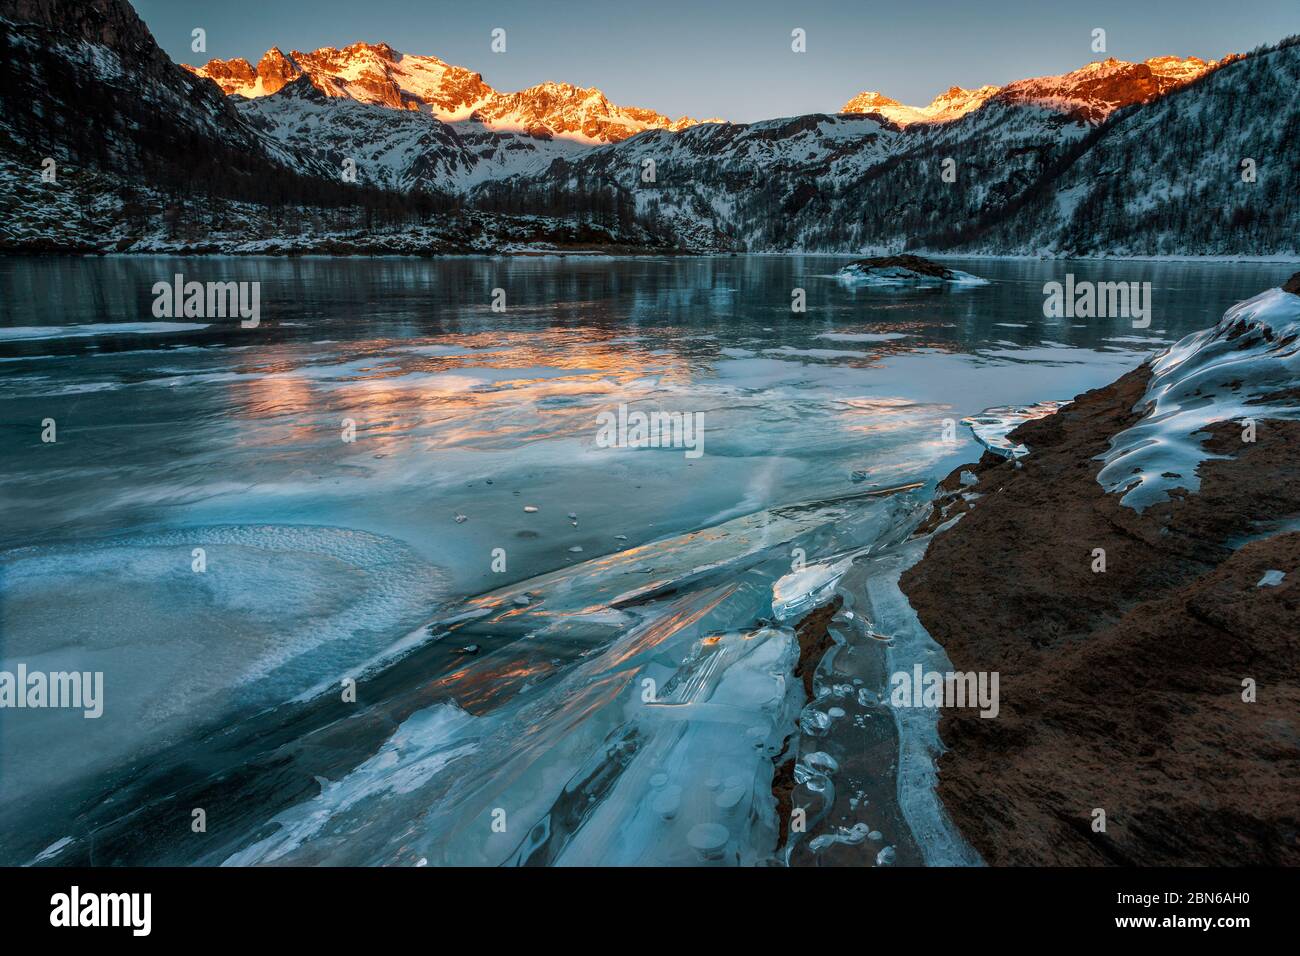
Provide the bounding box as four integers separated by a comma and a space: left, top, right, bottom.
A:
687, 823, 730, 861
809, 823, 869, 852
875, 845, 896, 865
795, 775, 826, 796
799, 706, 831, 736
715, 786, 746, 815
652, 786, 682, 821
803, 751, 839, 774
839, 823, 869, 845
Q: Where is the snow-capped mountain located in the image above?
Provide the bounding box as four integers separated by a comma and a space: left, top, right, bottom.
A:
187, 42, 717, 142
483, 39, 1295, 256
2, 0, 1295, 258
976, 40, 1300, 255
234, 73, 601, 193
994, 54, 1239, 123
841, 55, 1232, 126
841, 86, 1001, 126
182, 40, 726, 193
0, 0, 663, 253
472, 113, 906, 250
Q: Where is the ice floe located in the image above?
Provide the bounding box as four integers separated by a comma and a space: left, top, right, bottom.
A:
963, 401, 1071, 459
0, 322, 209, 341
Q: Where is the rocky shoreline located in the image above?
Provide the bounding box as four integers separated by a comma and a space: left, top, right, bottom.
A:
900, 277, 1300, 865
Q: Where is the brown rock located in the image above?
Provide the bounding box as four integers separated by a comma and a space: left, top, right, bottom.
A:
900, 362, 1300, 865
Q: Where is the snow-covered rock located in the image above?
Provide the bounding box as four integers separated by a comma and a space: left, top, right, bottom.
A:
835, 255, 989, 286
1097, 281, 1300, 511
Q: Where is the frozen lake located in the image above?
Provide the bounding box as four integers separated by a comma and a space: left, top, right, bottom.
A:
0, 254, 1289, 865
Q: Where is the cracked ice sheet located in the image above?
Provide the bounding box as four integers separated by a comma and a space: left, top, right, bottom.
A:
548, 627, 800, 865
219, 491, 918, 866
223, 584, 797, 866
864, 536, 984, 867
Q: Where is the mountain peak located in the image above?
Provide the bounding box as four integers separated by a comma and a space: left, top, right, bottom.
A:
842, 90, 904, 109
841, 85, 997, 126
187, 41, 717, 141
840, 53, 1232, 126
999, 53, 1235, 122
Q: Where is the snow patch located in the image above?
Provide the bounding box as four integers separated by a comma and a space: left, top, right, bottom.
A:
1097, 287, 1300, 511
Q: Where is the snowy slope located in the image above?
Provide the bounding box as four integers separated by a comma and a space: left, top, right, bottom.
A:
486, 40, 1295, 255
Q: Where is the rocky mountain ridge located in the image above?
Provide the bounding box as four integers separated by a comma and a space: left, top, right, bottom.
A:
842, 55, 1235, 126
186, 41, 718, 142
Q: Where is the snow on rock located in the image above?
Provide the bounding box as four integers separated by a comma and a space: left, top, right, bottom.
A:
835, 255, 989, 286
1097, 283, 1300, 511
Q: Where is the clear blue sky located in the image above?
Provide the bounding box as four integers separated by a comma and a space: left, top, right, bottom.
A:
132, 0, 1298, 122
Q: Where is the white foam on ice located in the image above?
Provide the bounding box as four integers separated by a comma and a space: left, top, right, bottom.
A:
1096, 287, 1300, 512
815, 332, 911, 342
0, 323, 209, 341
223, 702, 478, 865
0, 525, 448, 801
